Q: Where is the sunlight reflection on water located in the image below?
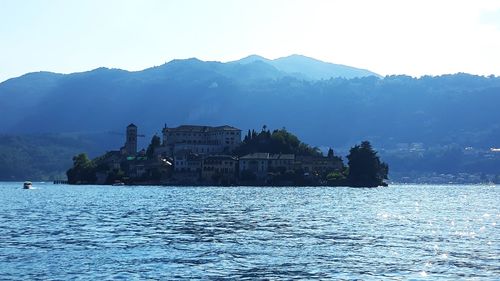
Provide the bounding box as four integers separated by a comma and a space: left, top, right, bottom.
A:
0, 183, 498, 280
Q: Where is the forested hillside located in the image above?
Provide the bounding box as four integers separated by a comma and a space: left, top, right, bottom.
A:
1, 56, 499, 181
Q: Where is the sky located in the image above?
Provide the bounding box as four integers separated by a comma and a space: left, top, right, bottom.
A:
1, 0, 500, 82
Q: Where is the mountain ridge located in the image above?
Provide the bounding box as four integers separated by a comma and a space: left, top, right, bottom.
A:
1, 61, 500, 180
230, 54, 380, 79
3, 54, 380, 84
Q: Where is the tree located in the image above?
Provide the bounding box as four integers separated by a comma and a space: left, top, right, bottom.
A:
346, 141, 388, 187
66, 153, 96, 184
326, 171, 346, 186
146, 135, 161, 158
327, 148, 334, 158
494, 175, 500, 184
234, 126, 321, 157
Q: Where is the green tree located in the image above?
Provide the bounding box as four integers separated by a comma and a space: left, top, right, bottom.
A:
326, 171, 347, 186
346, 141, 388, 187
66, 153, 96, 184
235, 126, 321, 157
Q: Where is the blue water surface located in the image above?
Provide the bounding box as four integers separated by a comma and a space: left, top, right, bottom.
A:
0, 182, 498, 280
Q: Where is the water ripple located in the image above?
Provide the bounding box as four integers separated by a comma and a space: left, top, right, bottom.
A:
0, 183, 498, 280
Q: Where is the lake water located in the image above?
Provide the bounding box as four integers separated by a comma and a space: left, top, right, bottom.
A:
0, 182, 498, 280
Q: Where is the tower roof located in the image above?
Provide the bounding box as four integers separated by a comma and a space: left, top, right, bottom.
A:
127, 123, 137, 128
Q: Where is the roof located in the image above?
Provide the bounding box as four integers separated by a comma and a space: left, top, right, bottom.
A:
212, 125, 241, 131
240, 153, 270, 160
163, 124, 240, 132
240, 153, 295, 160
127, 123, 137, 128
269, 154, 295, 160
296, 155, 339, 164
204, 155, 238, 161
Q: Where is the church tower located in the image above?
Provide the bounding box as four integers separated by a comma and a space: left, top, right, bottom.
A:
125, 123, 137, 155
162, 123, 168, 145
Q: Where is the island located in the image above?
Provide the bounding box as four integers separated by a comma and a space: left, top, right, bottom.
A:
67, 124, 388, 187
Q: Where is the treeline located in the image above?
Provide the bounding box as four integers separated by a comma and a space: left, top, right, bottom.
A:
234, 127, 322, 157
2, 69, 500, 152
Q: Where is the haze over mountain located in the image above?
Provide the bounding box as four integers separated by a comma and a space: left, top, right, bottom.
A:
231, 54, 380, 79
1, 54, 499, 180
0, 54, 381, 136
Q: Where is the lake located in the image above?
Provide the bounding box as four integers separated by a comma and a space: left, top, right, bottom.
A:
0, 182, 498, 280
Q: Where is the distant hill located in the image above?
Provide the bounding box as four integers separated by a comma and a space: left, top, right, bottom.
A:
0, 55, 380, 137
1, 55, 500, 180
232, 54, 380, 79
0, 133, 108, 180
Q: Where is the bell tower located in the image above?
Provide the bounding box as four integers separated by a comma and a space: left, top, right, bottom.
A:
125, 123, 137, 155
162, 123, 168, 145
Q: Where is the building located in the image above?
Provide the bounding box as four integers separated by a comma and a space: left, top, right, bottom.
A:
239, 153, 270, 180
295, 155, 343, 176
238, 153, 294, 180
201, 155, 238, 184
173, 150, 202, 174
124, 123, 138, 155
162, 125, 241, 156
269, 154, 295, 172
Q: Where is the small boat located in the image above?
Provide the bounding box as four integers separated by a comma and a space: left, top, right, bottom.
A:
112, 181, 125, 186
23, 181, 33, 189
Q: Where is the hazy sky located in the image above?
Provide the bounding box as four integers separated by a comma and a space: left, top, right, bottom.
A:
1, 0, 500, 82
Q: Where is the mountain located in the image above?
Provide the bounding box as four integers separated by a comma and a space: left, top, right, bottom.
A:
231, 54, 380, 79
0, 55, 379, 136
1, 56, 500, 180
233, 54, 271, 64
0, 133, 108, 180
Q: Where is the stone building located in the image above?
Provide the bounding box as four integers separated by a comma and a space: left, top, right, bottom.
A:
161, 125, 241, 156
295, 155, 343, 175
124, 123, 137, 155
239, 153, 295, 181
269, 154, 295, 172
201, 155, 238, 184
239, 153, 270, 180
173, 150, 202, 174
